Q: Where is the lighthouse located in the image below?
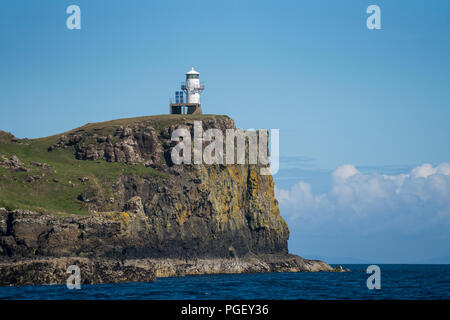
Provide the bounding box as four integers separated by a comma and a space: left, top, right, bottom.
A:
170, 67, 205, 115
182, 67, 204, 104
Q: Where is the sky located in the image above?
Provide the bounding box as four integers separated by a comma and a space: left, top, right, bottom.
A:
1, 0, 449, 263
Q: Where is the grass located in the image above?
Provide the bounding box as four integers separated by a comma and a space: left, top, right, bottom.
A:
60, 114, 231, 138
0, 114, 209, 216
0, 141, 163, 216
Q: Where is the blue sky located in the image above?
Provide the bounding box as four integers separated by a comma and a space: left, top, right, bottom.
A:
1, 0, 449, 263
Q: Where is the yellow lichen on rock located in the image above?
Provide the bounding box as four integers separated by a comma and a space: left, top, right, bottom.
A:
176, 209, 191, 226
94, 211, 131, 229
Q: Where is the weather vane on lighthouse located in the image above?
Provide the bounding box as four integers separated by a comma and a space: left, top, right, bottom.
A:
170, 67, 205, 115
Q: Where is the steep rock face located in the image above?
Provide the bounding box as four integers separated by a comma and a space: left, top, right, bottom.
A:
0, 168, 287, 259
109, 164, 289, 258
1, 116, 289, 259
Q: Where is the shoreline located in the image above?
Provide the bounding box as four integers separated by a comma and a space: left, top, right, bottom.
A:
0, 254, 338, 287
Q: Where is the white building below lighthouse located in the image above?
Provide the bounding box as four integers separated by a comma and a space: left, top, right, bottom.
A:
170, 67, 205, 115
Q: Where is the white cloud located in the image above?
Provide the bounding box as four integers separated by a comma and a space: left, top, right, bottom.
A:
411, 162, 450, 178
332, 164, 360, 182
411, 163, 435, 178
276, 163, 450, 236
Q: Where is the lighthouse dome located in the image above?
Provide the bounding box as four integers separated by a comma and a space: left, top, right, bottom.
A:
186, 67, 200, 75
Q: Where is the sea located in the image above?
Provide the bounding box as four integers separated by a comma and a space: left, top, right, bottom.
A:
0, 264, 448, 300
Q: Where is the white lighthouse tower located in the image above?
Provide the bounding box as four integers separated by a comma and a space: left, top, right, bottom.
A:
182, 67, 205, 104
170, 67, 205, 115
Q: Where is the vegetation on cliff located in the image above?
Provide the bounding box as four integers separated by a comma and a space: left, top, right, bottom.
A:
0, 115, 221, 215
0, 115, 289, 259
0, 115, 336, 285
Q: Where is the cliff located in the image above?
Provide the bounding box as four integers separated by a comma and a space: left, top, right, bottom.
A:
0, 115, 333, 285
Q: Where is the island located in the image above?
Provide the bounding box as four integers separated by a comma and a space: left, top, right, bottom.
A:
0, 115, 335, 286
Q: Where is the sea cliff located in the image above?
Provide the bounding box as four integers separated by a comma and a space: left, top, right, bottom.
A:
0, 115, 333, 285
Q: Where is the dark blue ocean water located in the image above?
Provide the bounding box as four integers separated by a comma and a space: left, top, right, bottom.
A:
0, 265, 449, 300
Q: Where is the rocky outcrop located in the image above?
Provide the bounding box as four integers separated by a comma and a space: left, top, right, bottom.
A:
48, 117, 235, 166
48, 125, 164, 166
0, 115, 334, 286
0, 254, 332, 286
43, 116, 289, 258
0, 130, 17, 144
0, 257, 156, 286
0, 208, 287, 260
332, 265, 351, 272
0, 207, 333, 285
129, 255, 333, 278
0, 155, 28, 172
126, 196, 144, 213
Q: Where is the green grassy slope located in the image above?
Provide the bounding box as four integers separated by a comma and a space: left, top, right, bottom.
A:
0, 114, 222, 216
